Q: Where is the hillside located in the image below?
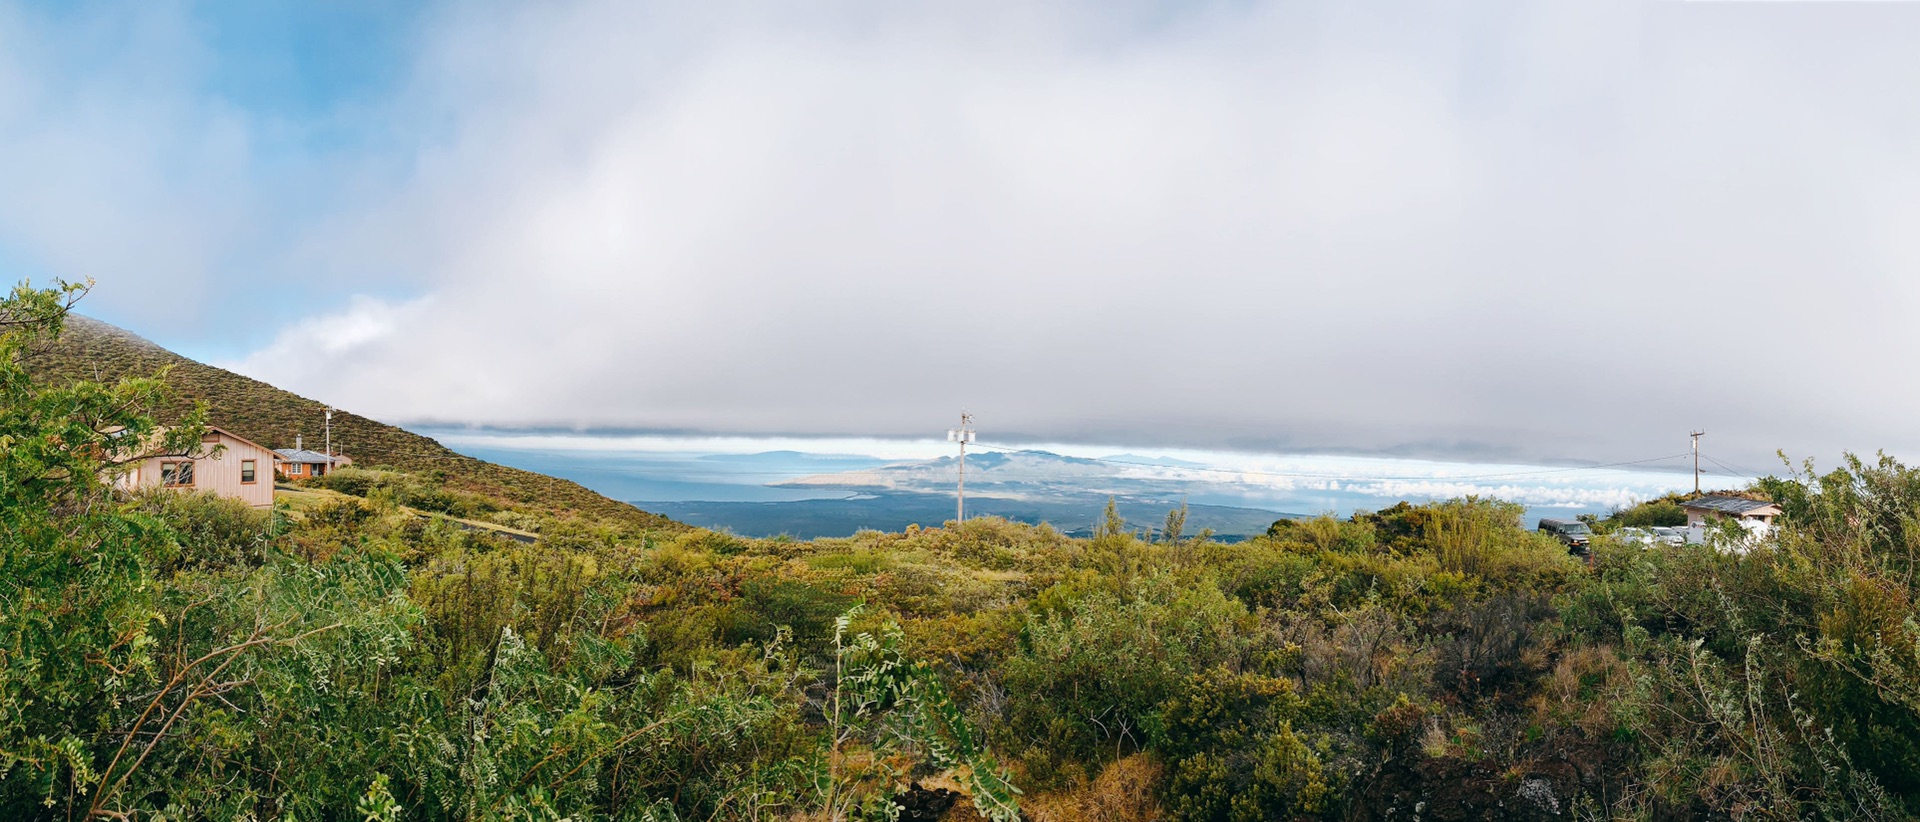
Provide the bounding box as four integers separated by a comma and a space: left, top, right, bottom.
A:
25, 314, 680, 531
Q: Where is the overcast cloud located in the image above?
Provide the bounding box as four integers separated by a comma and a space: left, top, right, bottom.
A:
4, 1, 1919, 470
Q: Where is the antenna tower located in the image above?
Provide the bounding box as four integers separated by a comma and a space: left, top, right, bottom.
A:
948, 412, 976, 523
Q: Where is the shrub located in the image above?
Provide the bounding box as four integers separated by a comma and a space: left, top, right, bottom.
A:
1158, 668, 1336, 821
1000, 572, 1250, 785
1607, 497, 1688, 529
129, 489, 271, 570
306, 466, 380, 497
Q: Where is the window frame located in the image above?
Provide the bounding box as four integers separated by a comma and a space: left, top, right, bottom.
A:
240, 459, 257, 484
161, 460, 195, 487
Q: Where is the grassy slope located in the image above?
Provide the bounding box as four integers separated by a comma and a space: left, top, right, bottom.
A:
28, 315, 682, 532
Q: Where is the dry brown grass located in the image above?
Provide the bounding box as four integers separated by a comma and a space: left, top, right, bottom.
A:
1023, 755, 1164, 822
1531, 644, 1632, 737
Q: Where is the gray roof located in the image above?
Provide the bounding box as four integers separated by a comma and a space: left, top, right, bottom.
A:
274, 448, 338, 464
1681, 494, 1776, 515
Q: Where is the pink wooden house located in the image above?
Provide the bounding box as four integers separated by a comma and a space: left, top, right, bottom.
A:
115, 426, 280, 509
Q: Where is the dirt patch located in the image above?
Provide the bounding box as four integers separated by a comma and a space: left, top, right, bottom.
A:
896, 783, 963, 822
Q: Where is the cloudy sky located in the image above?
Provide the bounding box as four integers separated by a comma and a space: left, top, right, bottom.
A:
3, 0, 1916, 471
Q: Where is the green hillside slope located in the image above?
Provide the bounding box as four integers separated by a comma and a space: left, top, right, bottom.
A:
26, 315, 680, 531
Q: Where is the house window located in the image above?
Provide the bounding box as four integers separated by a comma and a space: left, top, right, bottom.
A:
289, 463, 303, 476
161, 461, 194, 486
241, 460, 256, 484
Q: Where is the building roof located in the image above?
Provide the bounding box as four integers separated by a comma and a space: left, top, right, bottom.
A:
1681, 494, 1779, 516
206, 426, 277, 455
113, 425, 277, 461
274, 448, 338, 465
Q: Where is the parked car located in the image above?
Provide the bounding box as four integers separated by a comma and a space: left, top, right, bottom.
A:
1611, 526, 1655, 546
1650, 526, 1686, 546
1538, 518, 1593, 553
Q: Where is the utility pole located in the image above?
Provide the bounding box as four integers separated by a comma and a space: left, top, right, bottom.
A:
947, 412, 975, 523
1690, 430, 1705, 496
325, 408, 335, 475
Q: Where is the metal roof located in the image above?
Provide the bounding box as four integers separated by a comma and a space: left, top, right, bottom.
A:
274, 448, 337, 464
1680, 494, 1776, 515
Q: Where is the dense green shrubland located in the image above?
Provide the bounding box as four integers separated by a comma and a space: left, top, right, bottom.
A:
308, 466, 505, 519
11, 280, 1920, 819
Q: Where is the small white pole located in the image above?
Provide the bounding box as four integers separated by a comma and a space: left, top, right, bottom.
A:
948, 412, 975, 523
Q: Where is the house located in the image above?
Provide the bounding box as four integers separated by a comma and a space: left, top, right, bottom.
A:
115, 426, 280, 508
1681, 494, 1781, 545
274, 435, 350, 479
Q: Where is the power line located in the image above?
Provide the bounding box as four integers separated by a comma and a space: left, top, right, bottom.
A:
1701, 454, 1760, 481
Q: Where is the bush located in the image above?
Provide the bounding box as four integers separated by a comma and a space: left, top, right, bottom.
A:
129, 489, 271, 570
305, 466, 380, 497
1609, 498, 1687, 528
1159, 668, 1336, 821
1000, 572, 1250, 785
308, 467, 501, 518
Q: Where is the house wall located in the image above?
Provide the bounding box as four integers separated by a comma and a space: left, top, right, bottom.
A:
276, 454, 349, 479
1682, 508, 1778, 550
1684, 509, 1779, 530
118, 431, 276, 508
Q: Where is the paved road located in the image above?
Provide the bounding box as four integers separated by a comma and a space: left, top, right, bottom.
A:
431, 514, 539, 544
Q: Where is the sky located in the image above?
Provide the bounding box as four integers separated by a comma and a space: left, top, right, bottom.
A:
3, 0, 1918, 473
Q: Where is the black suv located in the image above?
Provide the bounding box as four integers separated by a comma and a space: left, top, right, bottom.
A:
1538, 519, 1593, 553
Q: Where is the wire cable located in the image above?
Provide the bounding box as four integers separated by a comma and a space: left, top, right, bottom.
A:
1701, 454, 1762, 481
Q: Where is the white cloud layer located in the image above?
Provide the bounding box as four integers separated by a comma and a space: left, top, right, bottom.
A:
6, 1, 1920, 469
432, 430, 1701, 513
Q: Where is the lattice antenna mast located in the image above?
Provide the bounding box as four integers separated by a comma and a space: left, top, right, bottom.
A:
947, 412, 976, 523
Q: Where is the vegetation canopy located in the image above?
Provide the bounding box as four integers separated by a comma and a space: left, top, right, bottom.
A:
8, 279, 1920, 820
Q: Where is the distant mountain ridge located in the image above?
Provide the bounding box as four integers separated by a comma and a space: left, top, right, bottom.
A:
777, 449, 1243, 504
777, 450, 1126, 496
1099, 453, 1207, 467
27, 315, 680, 531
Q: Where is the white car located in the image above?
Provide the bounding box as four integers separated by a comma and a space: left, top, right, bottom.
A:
1611, 526, 1656, 546
1650, 526, 1686, 546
